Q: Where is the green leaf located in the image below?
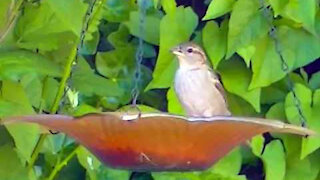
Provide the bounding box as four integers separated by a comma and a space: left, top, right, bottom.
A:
226, 93, 256, 116
283, 136, 320, 180
77, 146, 101, 180
161, 0, 177, 15
219, 57, 261, 112
146, 7, 198, 90
103, 0, 132, 22
266, 102, 286, 121
202, 19, 228, 68
249, 35, 289, 89
202, 0, 235, 20
20, 74, 42, 108
96, 46, 136, 79
227, 0, 270, 57
46, 0, 87, 37
278, 26, 320, 69
281, 0, 317, 34
250, 135, 264, 156
300, 89, 320, 159
0, 145, 29, 180
261, 140, 286, 180
125, 11, 161, 45
268, 0, 289, 17
167, 87, 185, 115
237, 45, 255, 67
15, 2, 77, 51
0, 0, 12, 29
72, 57, 124, 97
309, 71, 320, 90
80, 31, 100, 55
209, 147, 242, 176
1, 80, 40, 164
284, 83, 320, 158
0, 50, 62, 81
285, 83, 311, 125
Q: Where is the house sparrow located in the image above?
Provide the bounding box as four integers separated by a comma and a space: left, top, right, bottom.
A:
171, 42, 231, 117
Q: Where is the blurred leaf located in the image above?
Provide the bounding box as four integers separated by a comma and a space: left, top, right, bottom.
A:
77, 146, 101, 180
72, 57, 124, 97
219, 57, 261, 112
107, 24, 130, 48
46, 0, 87, 37
202, 19, 228, 68
281, 0, 317, 34
208, 147, 242, 176
250, 35, 289, 89
0, 0, 12, 29
261, 140, 286, 180
42, 77, 59, 112
1, 80, 40, 164
202, 0, 235, 20
73, 104, 100, 117
309, 71, 320, 90
125, 11, 161, 45
268, 0, 289, 17
96, 46, 135, 79
251, 135, 264, 156
227, 0, 270, 57
161, 0, 176, 15
80, 31, 100, 55
226, 93, 256, 116
96, 166, 130, 180
20, 74, 42, 108
14, 2, 78, 51
103, 0, 133, 22
0, 50, 62, 81
146, 7, 198, 90
278, 26, 320, 69
0, 145, 30, 180
266, 102, 286, 121
167, 87, 184, 115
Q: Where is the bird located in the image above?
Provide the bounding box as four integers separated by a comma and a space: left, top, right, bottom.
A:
171, 42, 231, 117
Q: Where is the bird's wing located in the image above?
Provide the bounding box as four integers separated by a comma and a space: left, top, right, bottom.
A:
207, 68, 228, 104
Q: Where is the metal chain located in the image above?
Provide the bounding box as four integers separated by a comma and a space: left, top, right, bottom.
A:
131, 0, 147, 108
259, 0, 306, 126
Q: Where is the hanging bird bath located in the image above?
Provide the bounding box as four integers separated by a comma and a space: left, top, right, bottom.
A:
4, 112, 314, 171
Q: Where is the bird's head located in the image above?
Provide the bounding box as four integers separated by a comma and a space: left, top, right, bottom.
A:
170, 42, 208, 70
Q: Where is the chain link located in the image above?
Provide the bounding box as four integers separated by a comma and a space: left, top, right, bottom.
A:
259, 0, 306, 126
131, 0, 147, 108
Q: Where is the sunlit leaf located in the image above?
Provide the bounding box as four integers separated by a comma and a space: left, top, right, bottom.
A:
202, 0, 235, 20
219, 57, 261, 112
261, 140, 286, 180
1, 81, 40, 164
202, 19, 228, 68
0, 50, 62, 81
125, 11, 161, 45
146, 7, 198, 90
227, 0, 270, 57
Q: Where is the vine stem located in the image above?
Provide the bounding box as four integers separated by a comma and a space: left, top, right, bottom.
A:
28, 0, 100, 174
46, 146, 81, 180
27, 44, 78, 170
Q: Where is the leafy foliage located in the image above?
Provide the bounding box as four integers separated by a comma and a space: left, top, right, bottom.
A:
0, 0, 319, 180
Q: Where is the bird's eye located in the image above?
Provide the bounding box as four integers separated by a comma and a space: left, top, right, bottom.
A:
187, 48, 193, 53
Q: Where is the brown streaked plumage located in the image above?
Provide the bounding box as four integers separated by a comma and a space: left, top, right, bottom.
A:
171, 42, 231, 117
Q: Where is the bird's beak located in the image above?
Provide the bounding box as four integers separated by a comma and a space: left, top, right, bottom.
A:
170, 46, 184, 57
